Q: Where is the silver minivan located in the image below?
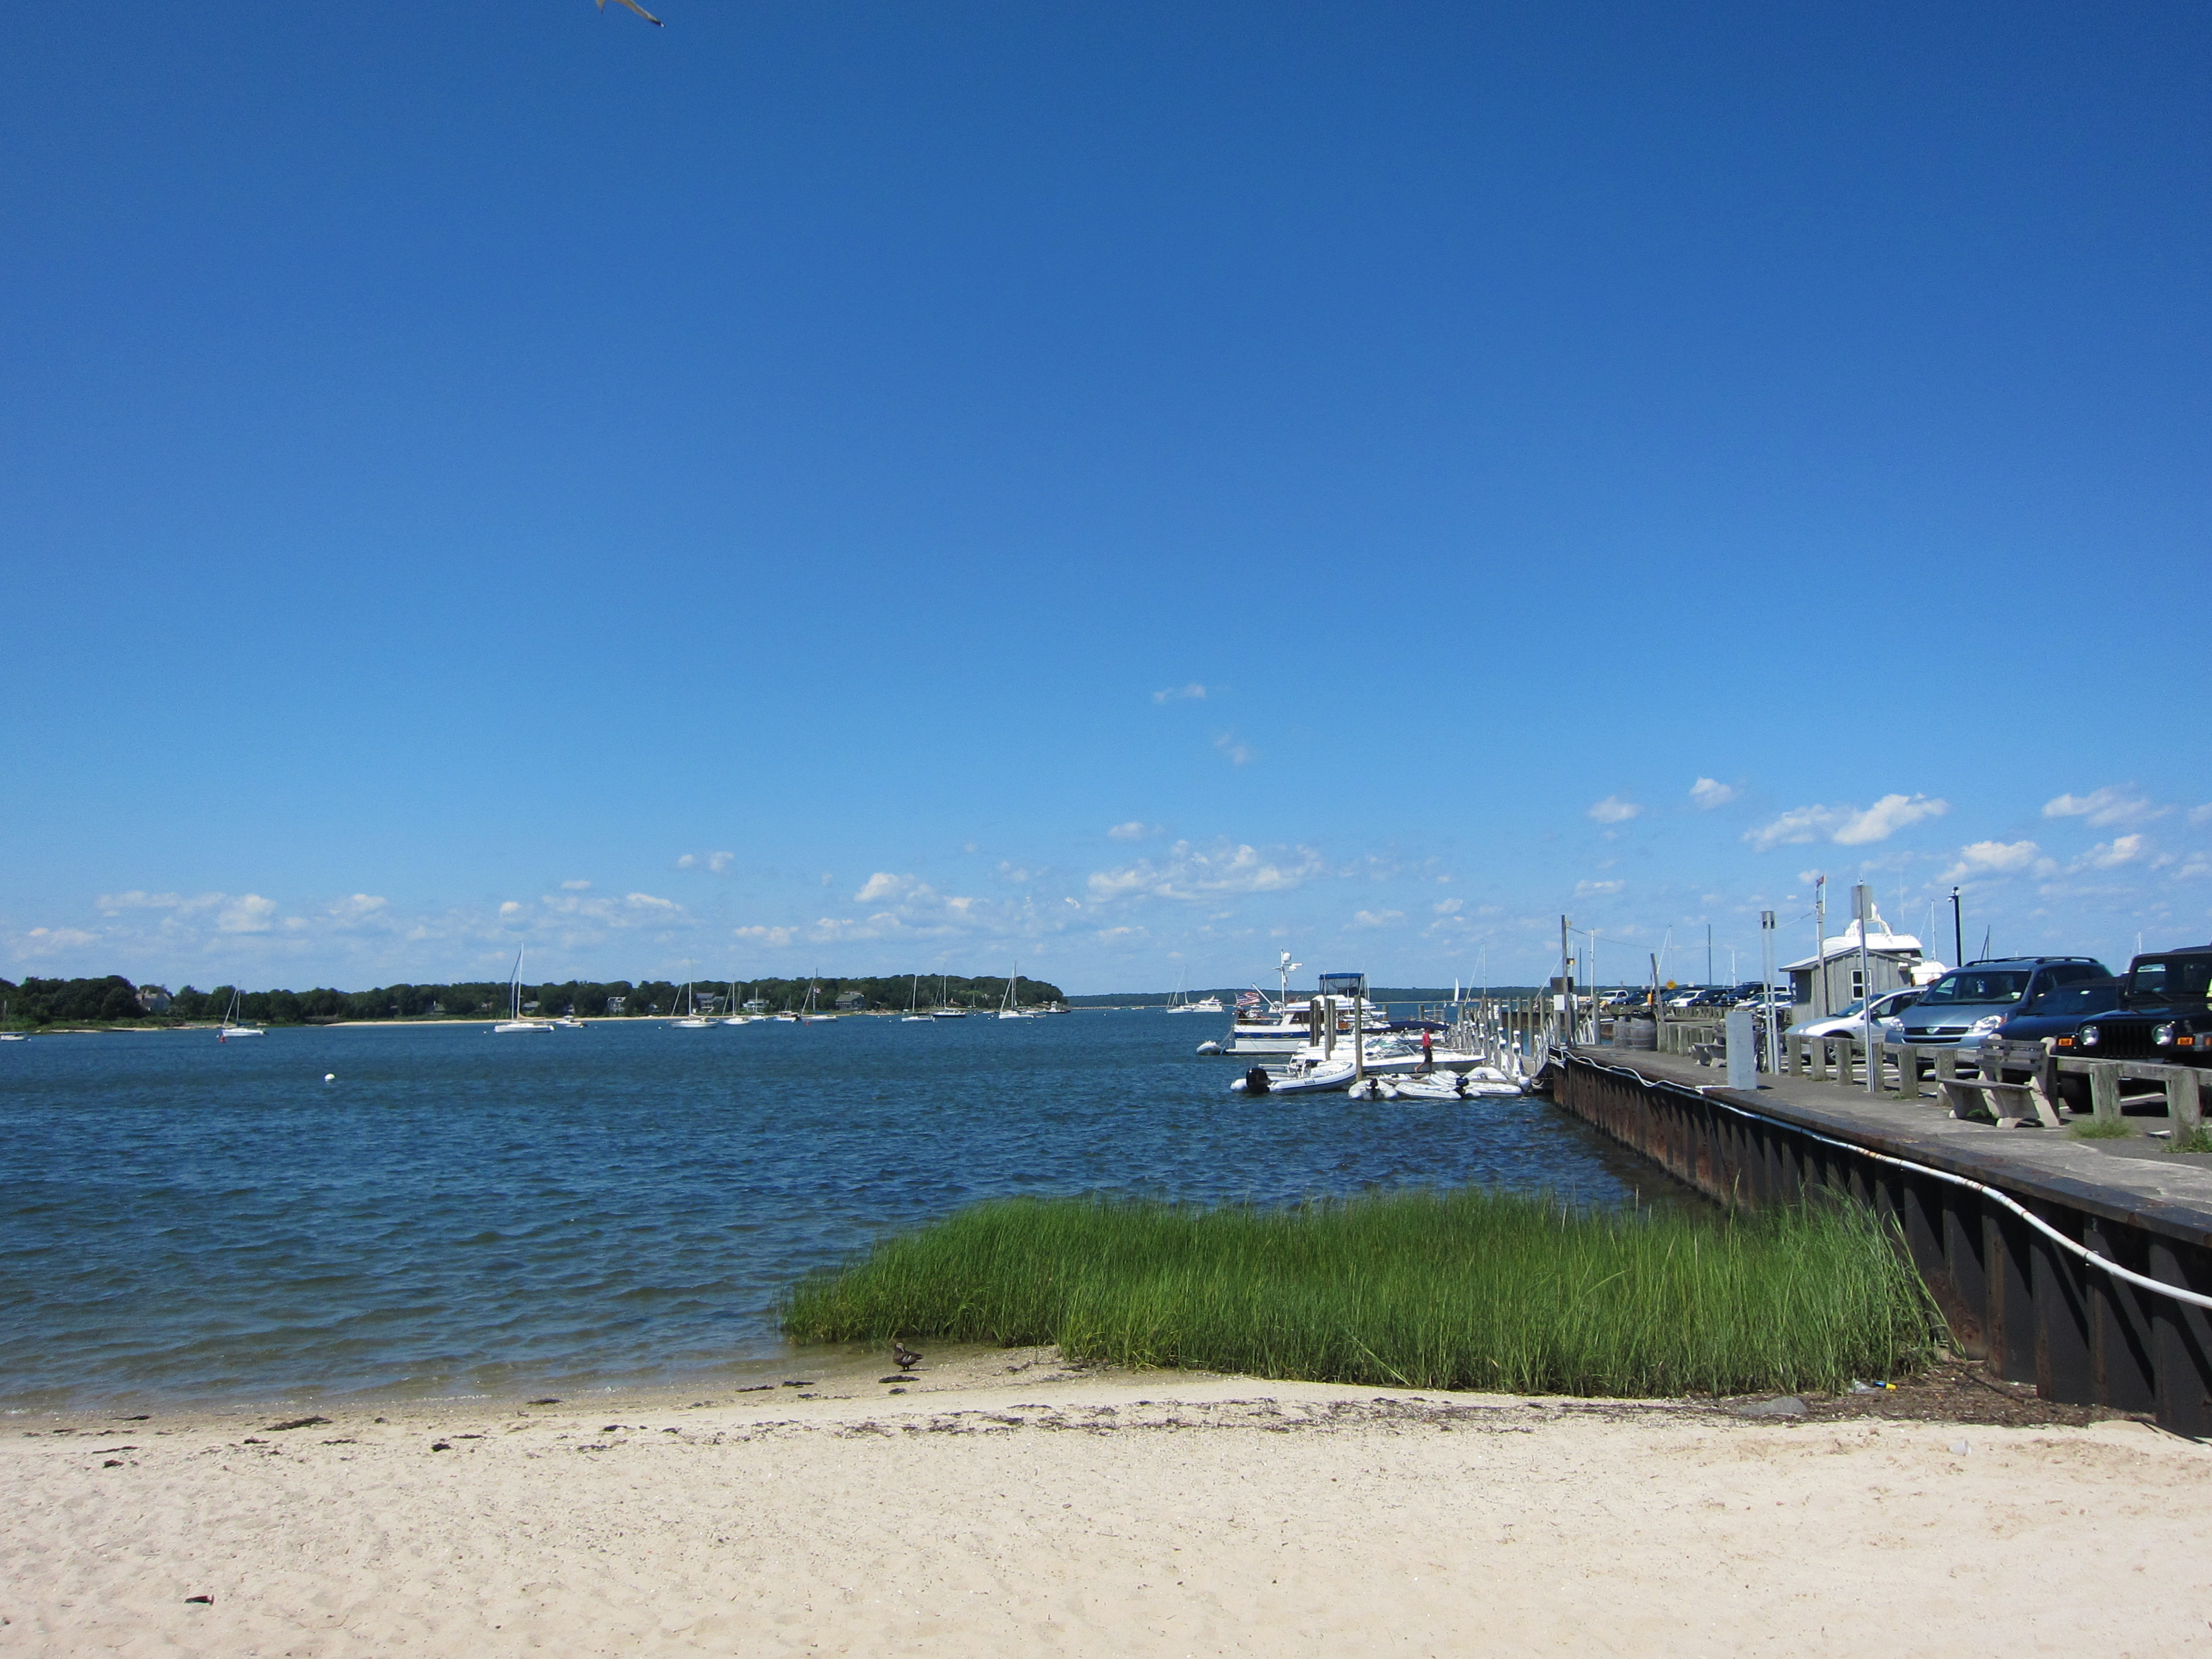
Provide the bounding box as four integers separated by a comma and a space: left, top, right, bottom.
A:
1899, 956, 2110, 1046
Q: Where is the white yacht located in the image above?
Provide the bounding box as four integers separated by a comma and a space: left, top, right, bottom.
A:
997, 965, 1039, 1019
901, 974, 931, 1022
672, 982, 714, 1028
218, 987, 267, 1041
492, 948, 553, 1033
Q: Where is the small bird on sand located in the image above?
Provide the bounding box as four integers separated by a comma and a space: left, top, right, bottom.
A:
891, 1341, 922, 1371
598, 0, 664, 24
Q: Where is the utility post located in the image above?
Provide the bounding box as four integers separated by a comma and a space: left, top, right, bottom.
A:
1853, 882, 1876, 1095
1760, 910, 1779, 1073
1559, 914, 1573, 1051
1951, 886, 1964, 968
1814, 876, 1829, 1018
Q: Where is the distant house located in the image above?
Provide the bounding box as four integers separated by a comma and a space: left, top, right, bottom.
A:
135, 985, 172, 1014
606, 996, 627, 1014
1781, 911, 1937, 1016
834, 990, 867, 1011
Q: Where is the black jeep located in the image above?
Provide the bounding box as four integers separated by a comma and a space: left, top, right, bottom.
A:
2067, 947, 2212, 1067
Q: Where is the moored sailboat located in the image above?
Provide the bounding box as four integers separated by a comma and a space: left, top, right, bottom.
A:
492, 948, 553, 1033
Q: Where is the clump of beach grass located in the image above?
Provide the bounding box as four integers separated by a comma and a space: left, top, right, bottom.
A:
2070, 1117, 2134, 1140
2165, 1124, 2212, 1155
780, 1188, 1942, 1398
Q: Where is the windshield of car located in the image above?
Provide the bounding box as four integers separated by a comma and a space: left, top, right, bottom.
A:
2025, 982, 2122, 1017
1831, 997, 1868, 1019
1917, 970, 2032, 1006
2129, 957, 2212, 1004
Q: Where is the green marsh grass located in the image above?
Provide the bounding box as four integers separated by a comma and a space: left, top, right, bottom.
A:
781, 1189, 1941, 1398
2070, 1117, 2134, 1140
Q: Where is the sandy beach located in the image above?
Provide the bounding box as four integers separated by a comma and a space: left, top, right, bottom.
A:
5, 1348, 2207, 1657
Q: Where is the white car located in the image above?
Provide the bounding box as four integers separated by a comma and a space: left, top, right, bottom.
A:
1785, 988, 1923, 1046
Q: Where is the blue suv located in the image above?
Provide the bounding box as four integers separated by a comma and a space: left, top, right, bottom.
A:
1899, 957, 2111, 1047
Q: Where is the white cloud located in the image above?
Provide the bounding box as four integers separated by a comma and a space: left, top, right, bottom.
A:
1834, 794, 1949, 845
499, 900, 524, 916
1433, 897, 1464, 916
706, 852, 733, 874
328, 894, 388, 921
676, 852, 734, 874
853, 873, 907, 903
675, 853, 697, 870
96, 890, 183, 913
1087, 840, 1323, 903
560, 879, 591, 891
1152, 683, 1207, 703
21, 926, 98, 953
2189, 804, 2212, 828
1746, 794, 1948, 851
625, 892, 679, 911
2043, 786, 2163, 829
1348, 908, 1405, 930
217, 894, 278, 933
1938, 840, 2047, 882
1214, 732, 1256, 766
733, 924, 796, 947
1107, 822, 1160, 842
1688, 778, 1738, 810
1574, 879, 1626, 897
2078, 834, 2145, 870
1587, 797, 1641, 825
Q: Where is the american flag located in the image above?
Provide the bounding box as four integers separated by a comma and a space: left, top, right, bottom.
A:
1236, 990, 1266, 1010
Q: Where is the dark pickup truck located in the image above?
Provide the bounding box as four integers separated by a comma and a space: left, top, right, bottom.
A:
2063, 947, 2212, 1067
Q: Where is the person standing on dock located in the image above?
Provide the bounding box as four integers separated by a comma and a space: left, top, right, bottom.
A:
1420, 1030, 1435, 1073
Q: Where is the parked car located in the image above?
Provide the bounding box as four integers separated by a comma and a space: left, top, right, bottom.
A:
1898, 957, 2111, 1047
1685, 987, 1735, 1010
1786, 987, 1923, 1047
1971, 977, 2127, 1105
2069, 946, 2212, 1068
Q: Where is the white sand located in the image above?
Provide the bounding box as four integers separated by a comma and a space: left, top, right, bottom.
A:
5, 1352, 2208, 1656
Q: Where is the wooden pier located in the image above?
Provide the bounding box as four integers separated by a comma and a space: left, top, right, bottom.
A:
1549, 1044, 2212, 1436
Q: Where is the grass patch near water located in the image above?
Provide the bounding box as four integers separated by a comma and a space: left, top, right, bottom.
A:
2070, 1117, 2134, 1140
781, 1189, 1940, 1398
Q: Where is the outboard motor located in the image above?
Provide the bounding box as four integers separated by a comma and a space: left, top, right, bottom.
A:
1244, 1065, 1272, 1095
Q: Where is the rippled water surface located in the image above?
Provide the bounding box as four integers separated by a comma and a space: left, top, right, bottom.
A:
0, 1013, 1652, 1409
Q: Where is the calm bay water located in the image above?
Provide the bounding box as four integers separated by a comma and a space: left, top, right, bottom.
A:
0, 1011, 1651, 1411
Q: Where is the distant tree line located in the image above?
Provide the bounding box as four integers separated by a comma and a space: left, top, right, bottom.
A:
0, 972, 1065, 1028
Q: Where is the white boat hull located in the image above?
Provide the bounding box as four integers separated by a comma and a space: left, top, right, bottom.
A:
492, 1021, 552, 1034
217, 1026, 266, 1039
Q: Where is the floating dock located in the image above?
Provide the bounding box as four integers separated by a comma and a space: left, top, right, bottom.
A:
1552, 1045, 2212, 1437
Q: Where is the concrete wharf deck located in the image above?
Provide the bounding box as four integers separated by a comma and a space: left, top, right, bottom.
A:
1552, 1044, 2212, 1436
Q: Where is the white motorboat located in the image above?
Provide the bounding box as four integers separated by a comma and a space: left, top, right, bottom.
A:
218, 987, 267, 1041
492, 947, 553, 1033
554, 1015, 586, 1028
1229, 1057, 1355, 1094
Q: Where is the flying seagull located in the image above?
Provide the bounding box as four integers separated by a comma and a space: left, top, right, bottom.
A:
598, 0, 663, 24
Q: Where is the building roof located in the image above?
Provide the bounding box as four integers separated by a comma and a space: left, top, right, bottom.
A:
1779, 916, 1926, 974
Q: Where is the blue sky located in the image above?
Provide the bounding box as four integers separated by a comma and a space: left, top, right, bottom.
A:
4, 1, 2208, 994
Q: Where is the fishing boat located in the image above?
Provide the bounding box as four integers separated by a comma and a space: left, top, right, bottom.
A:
217, 987, 267, 1041
492, 948, 552, 1034
997, 965, 1039, 1019
901, 974, 931, 1022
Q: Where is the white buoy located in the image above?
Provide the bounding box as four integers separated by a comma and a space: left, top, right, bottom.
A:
323, 1073, 336, 1084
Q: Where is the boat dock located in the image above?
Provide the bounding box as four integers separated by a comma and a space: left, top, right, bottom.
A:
1549, 1042, 2212, 1437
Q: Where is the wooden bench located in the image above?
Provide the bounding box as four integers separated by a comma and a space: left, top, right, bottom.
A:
1939, 1074, 2063, 1130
